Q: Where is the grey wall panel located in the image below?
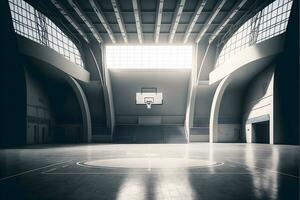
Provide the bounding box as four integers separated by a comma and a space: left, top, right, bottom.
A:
161, 116, 185, 124
115, 115, 185, 125
138, 116, 162, 125
113, 125, 186, 143
116, 116, 138, 125
190, 127, 209, 135
217, 124, 241, 142
109, 69, 191, 125
219, 88, 244, 124
194, 85, 216, 127
80, 81, 107, 133
25, 69, 55, 145
197, 42, 217, 81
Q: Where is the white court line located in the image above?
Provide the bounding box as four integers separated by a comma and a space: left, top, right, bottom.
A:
226, 159, 300, 179
147, 158, 152, 171
42, 168, 57, 173
40, 172, 257, 175
0, 160, 73, 182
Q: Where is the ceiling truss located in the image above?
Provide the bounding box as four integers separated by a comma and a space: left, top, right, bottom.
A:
89, 0, 116, 43
67, 0, 103, 43
154, 0, 164, 43
195, 0, 227, 43
42, 0, 260, 45
209, 0, 248, 43
50, 0, 90, 43
132, 0, 143, 43
168, 0, 186, 43
110, 0, 128, 43
183, 0, 207, 43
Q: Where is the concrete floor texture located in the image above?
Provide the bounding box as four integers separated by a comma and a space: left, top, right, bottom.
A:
0, 143, 298, 200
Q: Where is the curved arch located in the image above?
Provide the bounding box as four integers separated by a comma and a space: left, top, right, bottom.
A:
17, 36, 90, 82
67, 76, 92, 143
209, 75, 232, 143
210, 34, 285, 85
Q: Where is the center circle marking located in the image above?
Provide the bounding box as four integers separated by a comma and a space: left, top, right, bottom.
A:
77, 158, 223, 169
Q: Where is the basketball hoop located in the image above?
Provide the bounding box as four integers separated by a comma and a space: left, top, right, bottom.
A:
136, 87, 163, 109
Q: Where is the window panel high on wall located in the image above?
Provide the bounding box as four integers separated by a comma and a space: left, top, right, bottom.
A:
105, 45, 193, 69
216, 0, 293, 67
8, 0, 84, 67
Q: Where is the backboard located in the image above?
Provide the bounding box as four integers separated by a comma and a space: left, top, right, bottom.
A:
136, 88, 163, 109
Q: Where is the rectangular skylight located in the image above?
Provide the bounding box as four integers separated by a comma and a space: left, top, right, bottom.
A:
105, 45, 193, 69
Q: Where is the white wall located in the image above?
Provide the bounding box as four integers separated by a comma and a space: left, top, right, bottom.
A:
243, 66, 274, 144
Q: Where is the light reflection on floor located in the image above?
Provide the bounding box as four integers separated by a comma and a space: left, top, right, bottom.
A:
0, 143, 298, 200
245, 145, 279, 200
80, 156, 221, 200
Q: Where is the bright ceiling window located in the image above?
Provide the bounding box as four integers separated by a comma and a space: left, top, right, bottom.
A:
105, 45, 193, 69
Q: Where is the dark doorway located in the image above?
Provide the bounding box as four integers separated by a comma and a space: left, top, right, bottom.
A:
252, 121, 270, 143
42, 127, 46, 144
34, 125, 39, 144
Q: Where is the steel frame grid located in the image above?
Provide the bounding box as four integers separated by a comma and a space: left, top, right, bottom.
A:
216, 0, 293, 67
8, 0, 84, 67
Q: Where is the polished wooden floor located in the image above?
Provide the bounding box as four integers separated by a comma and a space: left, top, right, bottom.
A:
0, 143, 298, 200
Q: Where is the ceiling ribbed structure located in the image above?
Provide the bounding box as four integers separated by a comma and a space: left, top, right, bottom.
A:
25, 0, 270, 44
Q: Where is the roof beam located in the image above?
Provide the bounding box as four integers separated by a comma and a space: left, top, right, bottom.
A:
65, 22, 235, 26
50, 0, 89, 43
209, 0, 248, 43
66, 10, 247, 15
110, 0, 128, 43
83, 32, 224, 35
67, 0, 103, 43
132, 0, 143, 43
195, 0, 227, 43
168, 0, 186, 43
89, 0, 116, 43
154, 0, 164, 43
183, 0, 207, 43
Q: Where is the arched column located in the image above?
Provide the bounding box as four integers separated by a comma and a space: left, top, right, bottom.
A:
67, 76, 92, 143
209, 75, 232, 143
86, 44, 115, 136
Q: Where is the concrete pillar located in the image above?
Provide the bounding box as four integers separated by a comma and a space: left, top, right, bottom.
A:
209, 75, 231, 143
67, 77, 92, 143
